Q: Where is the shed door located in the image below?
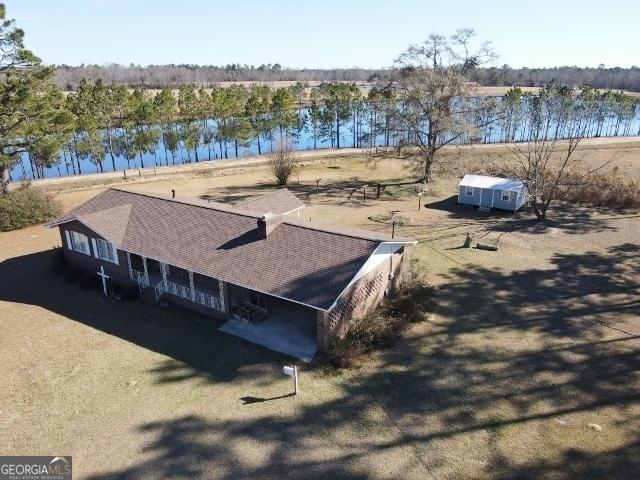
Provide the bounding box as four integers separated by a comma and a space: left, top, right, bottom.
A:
479, 188, 492, 207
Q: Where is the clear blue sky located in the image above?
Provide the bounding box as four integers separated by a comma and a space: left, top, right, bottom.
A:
8, 0, 640, 69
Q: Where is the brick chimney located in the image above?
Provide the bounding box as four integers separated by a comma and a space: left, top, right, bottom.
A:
257, 212, 281, 239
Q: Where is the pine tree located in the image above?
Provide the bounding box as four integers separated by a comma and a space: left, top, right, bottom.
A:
0, 4, 72, 191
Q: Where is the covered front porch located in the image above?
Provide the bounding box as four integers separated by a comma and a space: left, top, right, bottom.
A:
126, 252, 225, 314
124, 251, 318, 362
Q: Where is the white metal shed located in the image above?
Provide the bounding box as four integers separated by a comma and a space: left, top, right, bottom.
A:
458, 174, 528, 211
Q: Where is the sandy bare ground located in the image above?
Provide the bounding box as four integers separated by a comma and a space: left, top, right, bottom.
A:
1, 150, 639, 478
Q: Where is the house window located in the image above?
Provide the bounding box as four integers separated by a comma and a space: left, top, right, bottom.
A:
465, 186, 474, 196
69, 230, 90, 255
502, 190, 514, 201
96, 238, 117, 263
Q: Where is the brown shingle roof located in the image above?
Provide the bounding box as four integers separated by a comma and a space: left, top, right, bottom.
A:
76, 203, 132, 246
50, 188, 413, 310
234, 188, 305, 215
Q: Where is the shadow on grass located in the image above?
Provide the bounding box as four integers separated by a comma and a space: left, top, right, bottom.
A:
82, 242, 640, 479
240, 393, 295, 404
198, 177, 414, 209
2, 240, 639, 478
422, 195, 618, 236
0, 249, 290, 386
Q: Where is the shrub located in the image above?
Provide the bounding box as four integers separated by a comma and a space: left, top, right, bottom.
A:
561, 171, 640, 210
0, 184, 62, 232
62, 265, 83, 283
77, 272, 99, 290
325, 339, 364, 369
50, 247, 68, 274
325, 265, 434, 368
268, 135, 297, 186
384, 273, 435, 324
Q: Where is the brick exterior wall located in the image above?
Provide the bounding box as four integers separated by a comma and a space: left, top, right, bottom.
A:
58, 220, 130, 285
316, 249, 405, 351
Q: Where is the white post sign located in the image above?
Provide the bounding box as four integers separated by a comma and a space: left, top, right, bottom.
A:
282, 365, 298, 395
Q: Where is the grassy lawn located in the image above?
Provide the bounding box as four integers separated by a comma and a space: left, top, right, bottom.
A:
1, 143, 639, 479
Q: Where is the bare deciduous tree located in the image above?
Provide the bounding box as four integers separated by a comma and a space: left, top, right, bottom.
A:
503, 84, 609, 220
268, 135, 297, 186
385, 28, 498, 183
508, 135, 584, 220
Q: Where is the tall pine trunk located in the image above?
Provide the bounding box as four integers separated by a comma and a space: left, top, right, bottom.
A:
0, 165, 10, 194
353, 111, 356, 148
108, 132, 117, 171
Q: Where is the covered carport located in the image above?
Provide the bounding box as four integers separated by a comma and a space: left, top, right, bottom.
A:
218, 295, 318, 362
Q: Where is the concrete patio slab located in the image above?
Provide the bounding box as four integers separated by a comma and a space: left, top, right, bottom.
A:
218, 306, 317, 362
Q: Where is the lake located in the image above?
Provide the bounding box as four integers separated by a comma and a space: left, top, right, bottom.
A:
10, 103, 640, 180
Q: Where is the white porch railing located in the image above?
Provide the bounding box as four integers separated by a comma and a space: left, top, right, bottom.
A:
194, 289, 223, 311
131, 269, 149, 290
154, 280, 165, 301
155, 279, 223, 312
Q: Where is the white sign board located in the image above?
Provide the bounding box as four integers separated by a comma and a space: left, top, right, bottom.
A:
282, 365, 298, 395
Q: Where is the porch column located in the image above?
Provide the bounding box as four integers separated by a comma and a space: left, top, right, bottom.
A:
218, 279, 225, 312
126, 252, 133, 280
160, 262, 168, 288
188, 271, 195, 301
142, 257, 148, 281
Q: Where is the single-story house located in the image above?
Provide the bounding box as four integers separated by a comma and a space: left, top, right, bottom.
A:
48, 188, 415, 361
458, 174, 528, 211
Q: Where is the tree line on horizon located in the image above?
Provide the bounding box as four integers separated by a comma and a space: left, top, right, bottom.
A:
9, 77, 637, 182
1, 0, 639, 226
2, 80, 640, 182
52, 63, 640, 93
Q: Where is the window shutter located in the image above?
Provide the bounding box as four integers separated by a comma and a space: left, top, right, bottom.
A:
64, 230, 72, 249
112, 244, 119, 265
91, 238, 99, 258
